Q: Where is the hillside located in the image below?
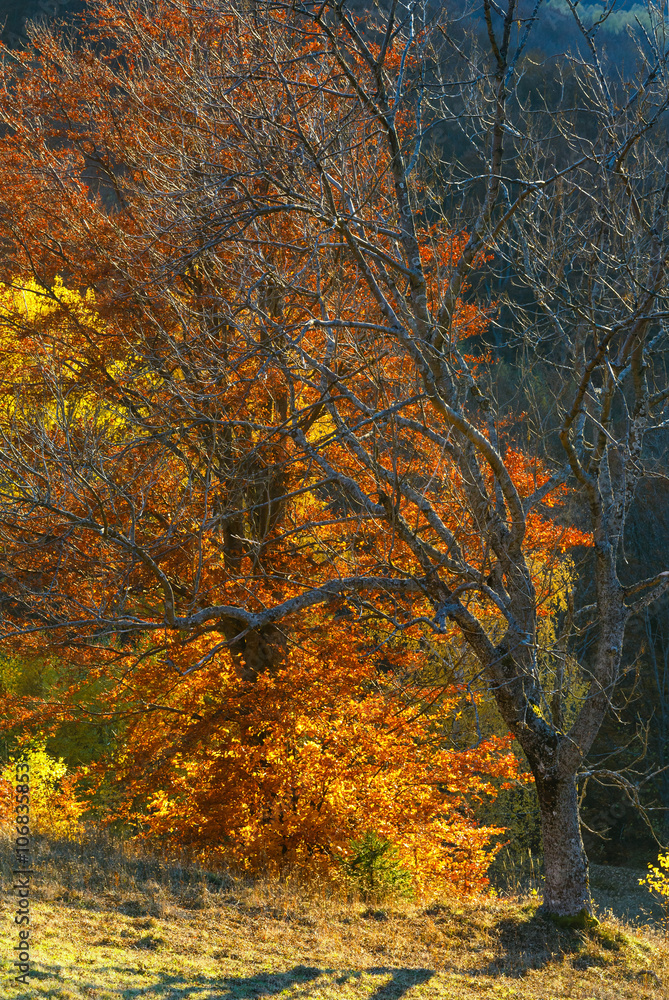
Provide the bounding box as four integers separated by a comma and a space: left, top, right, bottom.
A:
1, 833, 667, 999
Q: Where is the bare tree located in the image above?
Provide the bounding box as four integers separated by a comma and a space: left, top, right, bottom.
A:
1, 0, 669, 918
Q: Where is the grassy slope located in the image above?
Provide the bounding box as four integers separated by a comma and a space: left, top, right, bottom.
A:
0, 835, 667, 999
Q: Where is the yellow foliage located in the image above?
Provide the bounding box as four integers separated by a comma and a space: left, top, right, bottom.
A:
0, 277, 137, 437
639, 853, 669, 928
0, 744, 84, 840
640, 852, 669, 898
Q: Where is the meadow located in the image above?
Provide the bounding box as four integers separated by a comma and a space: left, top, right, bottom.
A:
1, 831, 667, 1000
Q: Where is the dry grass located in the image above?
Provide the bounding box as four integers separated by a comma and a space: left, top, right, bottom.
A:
0, 830, 667, 999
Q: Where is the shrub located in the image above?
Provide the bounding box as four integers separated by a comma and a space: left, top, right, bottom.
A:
340, 831, 413, 901
639, 852, 669, 932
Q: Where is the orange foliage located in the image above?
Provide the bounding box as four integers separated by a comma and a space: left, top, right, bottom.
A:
80, 618, 519, 896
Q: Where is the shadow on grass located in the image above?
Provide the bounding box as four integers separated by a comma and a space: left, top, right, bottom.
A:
14, 962, 434, 998
364, 967, 434, 997
469, 909, 609, 978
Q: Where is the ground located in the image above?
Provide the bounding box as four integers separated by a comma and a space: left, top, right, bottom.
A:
0, 834, 667, 999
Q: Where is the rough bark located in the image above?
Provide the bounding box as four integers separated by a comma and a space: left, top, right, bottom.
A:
535, 771, 592, 918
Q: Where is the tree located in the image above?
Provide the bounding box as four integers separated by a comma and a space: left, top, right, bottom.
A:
0, 0, 668, 918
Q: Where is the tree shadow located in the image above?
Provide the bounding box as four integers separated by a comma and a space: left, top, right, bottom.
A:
467, 910, 607, 979
13, 963, 323, 998
17, 962, 434, 998
365, 966, 434, 997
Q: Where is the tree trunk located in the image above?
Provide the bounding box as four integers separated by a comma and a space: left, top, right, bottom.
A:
535, 771, 593, 920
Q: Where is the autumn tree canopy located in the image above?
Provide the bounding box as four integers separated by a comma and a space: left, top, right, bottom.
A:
0, 0, 669, 917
